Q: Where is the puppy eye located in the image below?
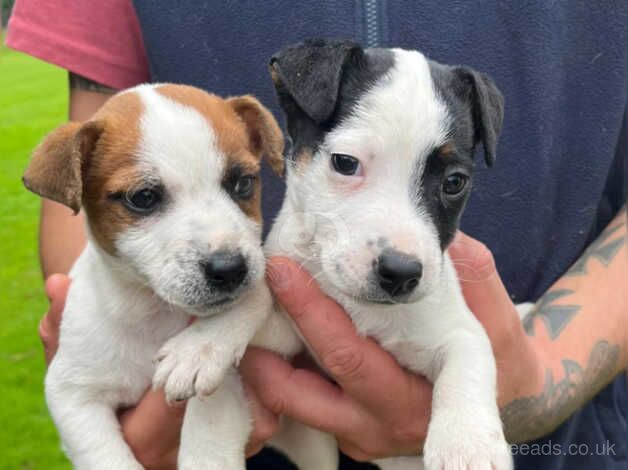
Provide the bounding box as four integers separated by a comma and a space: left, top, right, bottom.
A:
124, 187, 162, 214
331, 153, 362, 176
233, 175, 255, 199
442, 173, 469, 195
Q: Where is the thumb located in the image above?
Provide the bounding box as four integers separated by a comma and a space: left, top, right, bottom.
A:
45, 274, 71, 322
40, 274, 71, 363
448, 232, 518, 343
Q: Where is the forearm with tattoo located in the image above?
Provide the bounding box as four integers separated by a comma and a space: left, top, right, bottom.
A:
69, 72, 117, 94
502, 207, 627, 443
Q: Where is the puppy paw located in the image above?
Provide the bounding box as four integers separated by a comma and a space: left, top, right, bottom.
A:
423, 412, 512, 470
153, 333, 240, 403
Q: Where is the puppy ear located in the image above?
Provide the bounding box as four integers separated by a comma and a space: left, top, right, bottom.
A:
269, 39, 363, 124
228, 95, 285, 176
23, 120, 104, 214
454, 67, 504, 166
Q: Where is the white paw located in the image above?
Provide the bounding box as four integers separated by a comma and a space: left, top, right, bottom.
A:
423, 412, 512, 470
153, 333, 241, 403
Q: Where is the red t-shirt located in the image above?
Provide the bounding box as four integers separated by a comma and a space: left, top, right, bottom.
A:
6, 0, 150, 89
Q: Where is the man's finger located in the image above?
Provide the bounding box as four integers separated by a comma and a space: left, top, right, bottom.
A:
40, 274, 71, 363
265, 258, 420, 414
243, 382, 279, 457
45, 274, 71, 324
448, 231, 523, 352
120, 389, 185, 465
240, 347, 362, 434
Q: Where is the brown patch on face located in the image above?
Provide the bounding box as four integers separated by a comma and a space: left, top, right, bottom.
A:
437, 142, 455, 162
292, 148, 314, 174
156, 85, 278, 224
80, 91, 146, 255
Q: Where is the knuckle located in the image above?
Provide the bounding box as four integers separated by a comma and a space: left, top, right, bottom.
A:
135, 448, 173, 470
339, 442, 372, 462
292, 296, 318, 320
352, 443, 381, 462
260, 387, 287, 416
252, 417, 278, 443
471, 241, 496, 275
391, 421, 425, 449
38, 321, 48, 342
321, 343, 365, 381
348, 450, 372, 462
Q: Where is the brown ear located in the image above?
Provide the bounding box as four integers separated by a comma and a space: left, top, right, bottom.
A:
23, 121, 104, 214
228, 95, 285, 176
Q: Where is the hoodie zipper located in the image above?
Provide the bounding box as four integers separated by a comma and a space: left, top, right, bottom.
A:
363, 0, 380, 47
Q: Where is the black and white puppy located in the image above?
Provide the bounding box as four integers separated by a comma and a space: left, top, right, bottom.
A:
261, 39, 511, 470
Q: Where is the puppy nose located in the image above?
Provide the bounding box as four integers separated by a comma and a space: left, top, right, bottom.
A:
202, 251, 248, 292
376, 250, 423, 298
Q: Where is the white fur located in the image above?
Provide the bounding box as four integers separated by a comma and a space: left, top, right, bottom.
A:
45, 84, 272, 469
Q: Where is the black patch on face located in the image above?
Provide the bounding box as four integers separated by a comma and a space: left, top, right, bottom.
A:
221, 163, 257, 200
417, 146, 474, 250
417, 60, 504, 250
270, 40, 395, 161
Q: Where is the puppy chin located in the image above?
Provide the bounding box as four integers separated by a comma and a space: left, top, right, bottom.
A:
189, 296, 239, 317
183, 279, 259, 318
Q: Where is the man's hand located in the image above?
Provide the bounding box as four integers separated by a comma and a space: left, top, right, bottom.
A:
240, 233, 543, 461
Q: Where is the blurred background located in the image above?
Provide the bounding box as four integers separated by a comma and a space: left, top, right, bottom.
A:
1, 0, 70, 467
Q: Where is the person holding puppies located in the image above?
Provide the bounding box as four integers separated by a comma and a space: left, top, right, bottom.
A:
7, 1, 626, 469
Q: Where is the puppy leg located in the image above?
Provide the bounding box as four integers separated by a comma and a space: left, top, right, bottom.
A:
46, 384, 142, 470
154, 286, 273, 403
422, 329, 512, 470
269, 417, 338, 470
179, 369, 250, 470
250, 307, 303, 357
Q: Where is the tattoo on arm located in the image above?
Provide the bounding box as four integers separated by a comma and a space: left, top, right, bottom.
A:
523, 289, 580, 339
523, 214, 625, 339
567, 223, 625, 277
68, 72, 117, 94
501, 340, 620, 443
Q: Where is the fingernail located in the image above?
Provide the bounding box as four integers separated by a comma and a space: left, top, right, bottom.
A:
167, 397, 187, 408
266, 260, 292, 291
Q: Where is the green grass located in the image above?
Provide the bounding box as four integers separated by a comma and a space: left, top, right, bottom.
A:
0, 37, 71, 469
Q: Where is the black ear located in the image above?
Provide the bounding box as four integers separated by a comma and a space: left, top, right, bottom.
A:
269, 39, 363, 124
455, 67, 504, 166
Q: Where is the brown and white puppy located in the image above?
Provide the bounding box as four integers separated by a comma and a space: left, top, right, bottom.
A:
24, 84, 283, 470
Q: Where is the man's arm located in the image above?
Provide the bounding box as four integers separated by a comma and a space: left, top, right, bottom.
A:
501, 207, 627, 442
39, 73, 115, 278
